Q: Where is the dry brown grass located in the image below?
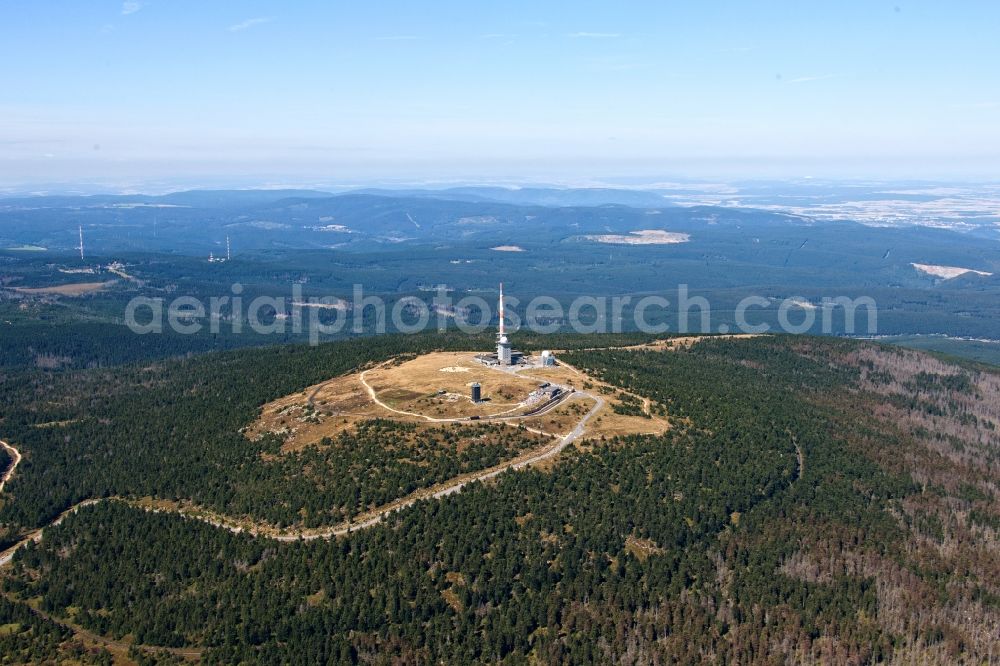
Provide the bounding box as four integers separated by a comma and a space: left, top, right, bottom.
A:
513, 364, 584, 386
363, 352, 539, 419
625, 535, 666, 562
586, 401, 669, 440
248, 351, 672, 455
520, 395, 592, 436
636, 333, 762, 351
520, 361, 670, 441
246, 368, 392, 451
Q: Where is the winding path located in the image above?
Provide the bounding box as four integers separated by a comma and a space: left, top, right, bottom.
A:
0, 342, 811, 662
0, 439, 21, 494
358, 363, 577, 427
0, 396, 602, 554
793, 442, 805, 484
0, 499, 101, 567
295, 390, 603, 539
0, 359, 604, 562
1, 351, 804, 558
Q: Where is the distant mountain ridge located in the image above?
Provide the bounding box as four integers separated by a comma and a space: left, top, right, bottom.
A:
0, 186, 668, 210
0, 188, 788, 255
0, 189, 997, 297
350, 186, 672, 208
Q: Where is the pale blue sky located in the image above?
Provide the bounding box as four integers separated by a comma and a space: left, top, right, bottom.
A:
2, 1, 999, 187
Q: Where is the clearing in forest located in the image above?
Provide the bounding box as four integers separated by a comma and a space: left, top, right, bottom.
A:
248, 350, 669, 453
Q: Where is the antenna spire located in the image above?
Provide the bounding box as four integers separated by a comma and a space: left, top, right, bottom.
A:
498, 282, 505, 337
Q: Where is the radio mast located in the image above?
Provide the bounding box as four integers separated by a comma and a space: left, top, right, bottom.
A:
78, 225, 84, 260
496, 282, 512, 365
498, 282, 505, 337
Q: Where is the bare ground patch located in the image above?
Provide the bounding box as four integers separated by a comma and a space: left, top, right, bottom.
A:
11, 281, 115, 296
248, 351, 670, 454
583, 230, 690, 245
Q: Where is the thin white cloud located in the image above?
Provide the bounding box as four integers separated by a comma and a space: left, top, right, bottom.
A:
228, 17, 272, 32
786, 74, 839, 84
569, 32, 621, 39
121, 1, 142, 15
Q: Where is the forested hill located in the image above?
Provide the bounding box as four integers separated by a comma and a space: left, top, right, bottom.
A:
0, 334, 997, 663
0, 330, 658, 532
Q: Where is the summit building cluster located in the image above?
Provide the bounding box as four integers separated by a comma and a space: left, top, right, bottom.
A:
476, 283, 555, 369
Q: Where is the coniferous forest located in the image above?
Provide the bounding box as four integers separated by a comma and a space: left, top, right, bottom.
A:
5, 2, 1000, 662
0, 333, 997, 663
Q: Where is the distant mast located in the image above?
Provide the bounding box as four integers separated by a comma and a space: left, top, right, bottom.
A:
78, 225, 84, 260
496, 282, 512, 365
226, 236, 231, 261
498, 282, 505, 338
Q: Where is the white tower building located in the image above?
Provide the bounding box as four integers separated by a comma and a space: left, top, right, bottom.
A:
497, 282, 512, 366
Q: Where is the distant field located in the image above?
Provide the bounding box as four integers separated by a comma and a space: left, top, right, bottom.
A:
11, 281, 114, 296
882, 335, 1000, 366
3, 245, 47, 252
583, 229, 690, 245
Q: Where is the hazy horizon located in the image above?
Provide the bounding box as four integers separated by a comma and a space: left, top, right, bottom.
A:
6, 174, 1000, 200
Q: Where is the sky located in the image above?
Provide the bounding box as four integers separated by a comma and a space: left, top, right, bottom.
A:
2, 0, 999, 189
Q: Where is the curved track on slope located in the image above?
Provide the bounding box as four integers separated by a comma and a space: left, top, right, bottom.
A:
0, 439, 22, 494
0, 351, 805, 558
0, 359, 603, 564
0, 395, 601, 557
